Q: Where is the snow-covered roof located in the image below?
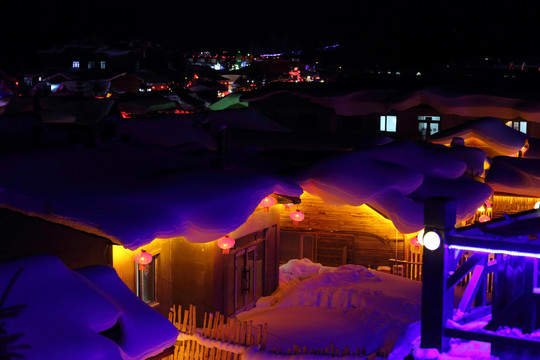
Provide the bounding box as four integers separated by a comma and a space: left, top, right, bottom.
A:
243, 86, 540, 123
485, 156, 540, 197
296, 141, 493, 233
1, 255, 178, 360
117, 114, 216, 150
430, 117, 528, 158
202, 107, 291, 134
0, 144, 303, 249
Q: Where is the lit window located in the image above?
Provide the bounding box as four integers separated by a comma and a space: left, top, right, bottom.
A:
136, 254, 158, 304
418, 116, 441, 140
72, 61, 80, 69
88, 61, 95, 69
100, 61, 106, 69
380, 115, 397, 132
506, 120, 527, 134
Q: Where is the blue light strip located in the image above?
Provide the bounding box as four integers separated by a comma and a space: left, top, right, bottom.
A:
448, 244, 540, 259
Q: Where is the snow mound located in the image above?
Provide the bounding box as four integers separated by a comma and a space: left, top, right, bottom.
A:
1, 255, 178, 360
237, 259, 421, 355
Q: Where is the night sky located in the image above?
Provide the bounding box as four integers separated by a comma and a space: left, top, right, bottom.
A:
4, 1, 540, 68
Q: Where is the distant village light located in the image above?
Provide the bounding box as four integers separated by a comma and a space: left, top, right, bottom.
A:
217, 235, 235, 254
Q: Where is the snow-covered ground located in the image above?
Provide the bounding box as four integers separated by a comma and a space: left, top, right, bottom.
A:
235, 259, 503, 360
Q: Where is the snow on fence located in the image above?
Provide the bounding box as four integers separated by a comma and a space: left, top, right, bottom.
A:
166, 305, 375, 360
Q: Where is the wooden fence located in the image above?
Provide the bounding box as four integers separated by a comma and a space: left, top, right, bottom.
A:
166, 304, 375, 359
165, 304, 266, 360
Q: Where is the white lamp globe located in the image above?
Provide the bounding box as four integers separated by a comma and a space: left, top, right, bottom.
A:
417, 229, 425, 246
534, 201, 540, 210
424, 231, 441, 251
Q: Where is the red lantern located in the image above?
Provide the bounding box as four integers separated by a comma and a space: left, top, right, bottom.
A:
283, 203, 294, 209
410, 236, 421, 247
134, 250, 153, 271
289, 210, 304, 225
478, 215, 491, 223
217, 235, 235, 254
260, 196, 276, 212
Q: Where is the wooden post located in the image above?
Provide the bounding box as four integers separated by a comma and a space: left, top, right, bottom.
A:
207, 314, 214, 338
523, 258, 536, 334
261, 323, 267, 350
421, 197, 455, 352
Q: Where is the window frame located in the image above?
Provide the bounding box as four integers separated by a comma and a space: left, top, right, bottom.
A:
506, 120, 527, 134
380, 115, 397, 132
418, 115, 441, 140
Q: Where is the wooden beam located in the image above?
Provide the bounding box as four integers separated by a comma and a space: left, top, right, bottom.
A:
458, 258, 487, 313
447, 253, 486, 290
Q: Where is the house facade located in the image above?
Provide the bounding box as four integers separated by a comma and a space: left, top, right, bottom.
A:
112, 206, 282, 321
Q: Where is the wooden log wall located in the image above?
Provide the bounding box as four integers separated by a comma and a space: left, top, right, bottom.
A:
278, 192, 406, 269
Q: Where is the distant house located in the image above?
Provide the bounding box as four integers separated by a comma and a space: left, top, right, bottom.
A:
241, 83, 540, 141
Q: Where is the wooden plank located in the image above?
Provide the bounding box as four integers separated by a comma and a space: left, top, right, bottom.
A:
261, 323, 267, 350
182, 310, 189, 333
457, 259, 487, 313
447, 253, 485, 290
206, 314, 214, 338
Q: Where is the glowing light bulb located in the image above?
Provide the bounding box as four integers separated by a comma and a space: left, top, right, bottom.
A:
417, 229, 425, 246
424, 231, 441, 251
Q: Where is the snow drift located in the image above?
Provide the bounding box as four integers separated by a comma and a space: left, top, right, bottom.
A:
0, 255, 178, 360
237, 259, 422, 355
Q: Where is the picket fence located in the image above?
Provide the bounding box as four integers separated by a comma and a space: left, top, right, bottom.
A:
165, 304, 380, 360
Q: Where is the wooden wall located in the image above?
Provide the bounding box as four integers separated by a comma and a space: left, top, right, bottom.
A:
0, 208, 112, 269
492, 194, 540, 218
278, 192, 409, 269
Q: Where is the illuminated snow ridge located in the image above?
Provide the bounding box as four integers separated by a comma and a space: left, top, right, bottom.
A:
448, 244, 540, 259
